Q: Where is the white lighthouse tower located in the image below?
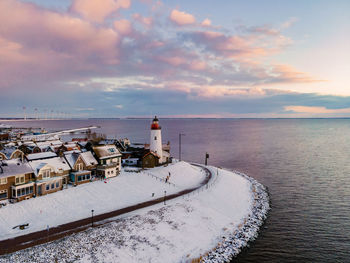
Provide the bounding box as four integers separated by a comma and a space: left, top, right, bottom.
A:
150, 116, 163, 161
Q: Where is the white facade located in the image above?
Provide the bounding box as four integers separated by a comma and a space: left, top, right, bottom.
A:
150, 129, 163, 158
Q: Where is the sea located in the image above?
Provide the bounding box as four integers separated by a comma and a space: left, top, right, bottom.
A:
2, 118, 350, 262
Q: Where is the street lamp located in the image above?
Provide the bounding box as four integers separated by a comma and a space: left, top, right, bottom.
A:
164, 191, 167, 205
91, 209, 94, 227
179, 133, 185, 161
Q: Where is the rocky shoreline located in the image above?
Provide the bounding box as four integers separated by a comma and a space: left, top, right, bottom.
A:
201, 170, 270, 263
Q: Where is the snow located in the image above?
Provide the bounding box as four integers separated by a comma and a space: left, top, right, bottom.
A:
26, 152, 57, 161
28, 157, 70, 175
0, 162, 270, 263
0, 159, 32, 179
80, 151, 98, 166
0, 162, 205, 241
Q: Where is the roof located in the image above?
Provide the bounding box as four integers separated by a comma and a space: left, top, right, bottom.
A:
80, 151, 98, 166
0, 147, 19, 159
142, 151, 160, 159
64, 151, 98, 168
29, 157, 70, 176
64, 153, 80, 169
26, 152, 57, 161
93, 145, 122, 159
0, 159, 33, 178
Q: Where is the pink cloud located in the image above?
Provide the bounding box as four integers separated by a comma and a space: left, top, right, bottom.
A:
201, 18, 211, 27
0, 0, 122, 88
114, 19, 133, 35
70, 0, 131, 23
284, 106, 350, 114
189, 60, 206, 71
132, 13, 153, 27
271, 64, 324, 83
169, 9, 196, 26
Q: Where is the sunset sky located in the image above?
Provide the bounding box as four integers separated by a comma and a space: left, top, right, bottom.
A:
1, 0, 349, 118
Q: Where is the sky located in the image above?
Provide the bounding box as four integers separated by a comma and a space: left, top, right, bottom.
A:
0, 0, 349, 118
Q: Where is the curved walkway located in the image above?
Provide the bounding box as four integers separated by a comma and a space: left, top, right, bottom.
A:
0, 164, 212, 255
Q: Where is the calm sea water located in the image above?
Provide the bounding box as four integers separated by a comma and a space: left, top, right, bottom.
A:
3, 118, 350, 262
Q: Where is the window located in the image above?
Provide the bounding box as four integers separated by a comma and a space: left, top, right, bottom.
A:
14, 186, 33, 197
78, 175, 82, 182
76, 163, 83, 171
46, 184, 49, 191
0, 190, 7, 199
42, 169, 50, 179
0, 178, 7, 185
86, 174, 91, 180
154, 136, 157, 140
15, 175, 25, 185
51, 183, 55, 189
56, 181, 59, 188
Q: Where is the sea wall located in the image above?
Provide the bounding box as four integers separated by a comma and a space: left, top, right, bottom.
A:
200, 170, 270, 263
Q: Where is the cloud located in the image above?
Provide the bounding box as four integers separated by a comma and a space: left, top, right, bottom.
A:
114, 19, 133, 35
132, 13, 153, 27
201, 18, 211, 27
280, 17, 299, 29
269, 64, 324, 84
70, 0, 131, 23
284, 106, 350, 114
114, 104, 124, 109
0, 0, 121, 87
169, 9, 196, 26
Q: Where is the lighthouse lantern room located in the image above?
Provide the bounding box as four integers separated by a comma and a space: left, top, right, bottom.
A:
150, 116, 163, 160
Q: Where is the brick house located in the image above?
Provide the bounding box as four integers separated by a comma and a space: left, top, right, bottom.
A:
0, 159, 35, 202
29, 157, 70, 196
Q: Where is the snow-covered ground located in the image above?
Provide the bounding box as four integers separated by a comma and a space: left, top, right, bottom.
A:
0, 163, 270, 263
0, 161, 204, 240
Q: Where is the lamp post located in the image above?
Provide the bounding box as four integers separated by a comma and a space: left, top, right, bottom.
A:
164, 190, 167, 205
205, 152, 209, 166
179, 133, 185, 161
91, 209, 94, 227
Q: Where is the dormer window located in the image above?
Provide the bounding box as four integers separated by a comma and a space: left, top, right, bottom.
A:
76, 163, 83, 171
42, 169, 50, 179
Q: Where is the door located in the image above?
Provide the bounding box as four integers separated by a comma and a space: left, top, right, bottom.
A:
38, 185, 42, 195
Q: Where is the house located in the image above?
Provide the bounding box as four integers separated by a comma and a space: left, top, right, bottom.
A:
0, 159, 35, 202
18, 144, 41, 154
65, 151, 98, 185
56, 142, 80, 156
141, 151, 160, 168
92, 145, 122, 178
0, 147, 24, 160
29, 157, 70, 196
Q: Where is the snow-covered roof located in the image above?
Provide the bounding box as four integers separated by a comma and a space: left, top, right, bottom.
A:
29, 157, 70, 176
36, 140, 63, 148
93, 145, 121, 159
26, 152, 57, 161
80, 151, 98, 166
64, 153, 79, 169
0, 159, 33, 178
63, 150, 82, 155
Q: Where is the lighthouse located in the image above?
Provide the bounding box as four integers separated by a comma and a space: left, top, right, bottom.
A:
150, 116, 163, 161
